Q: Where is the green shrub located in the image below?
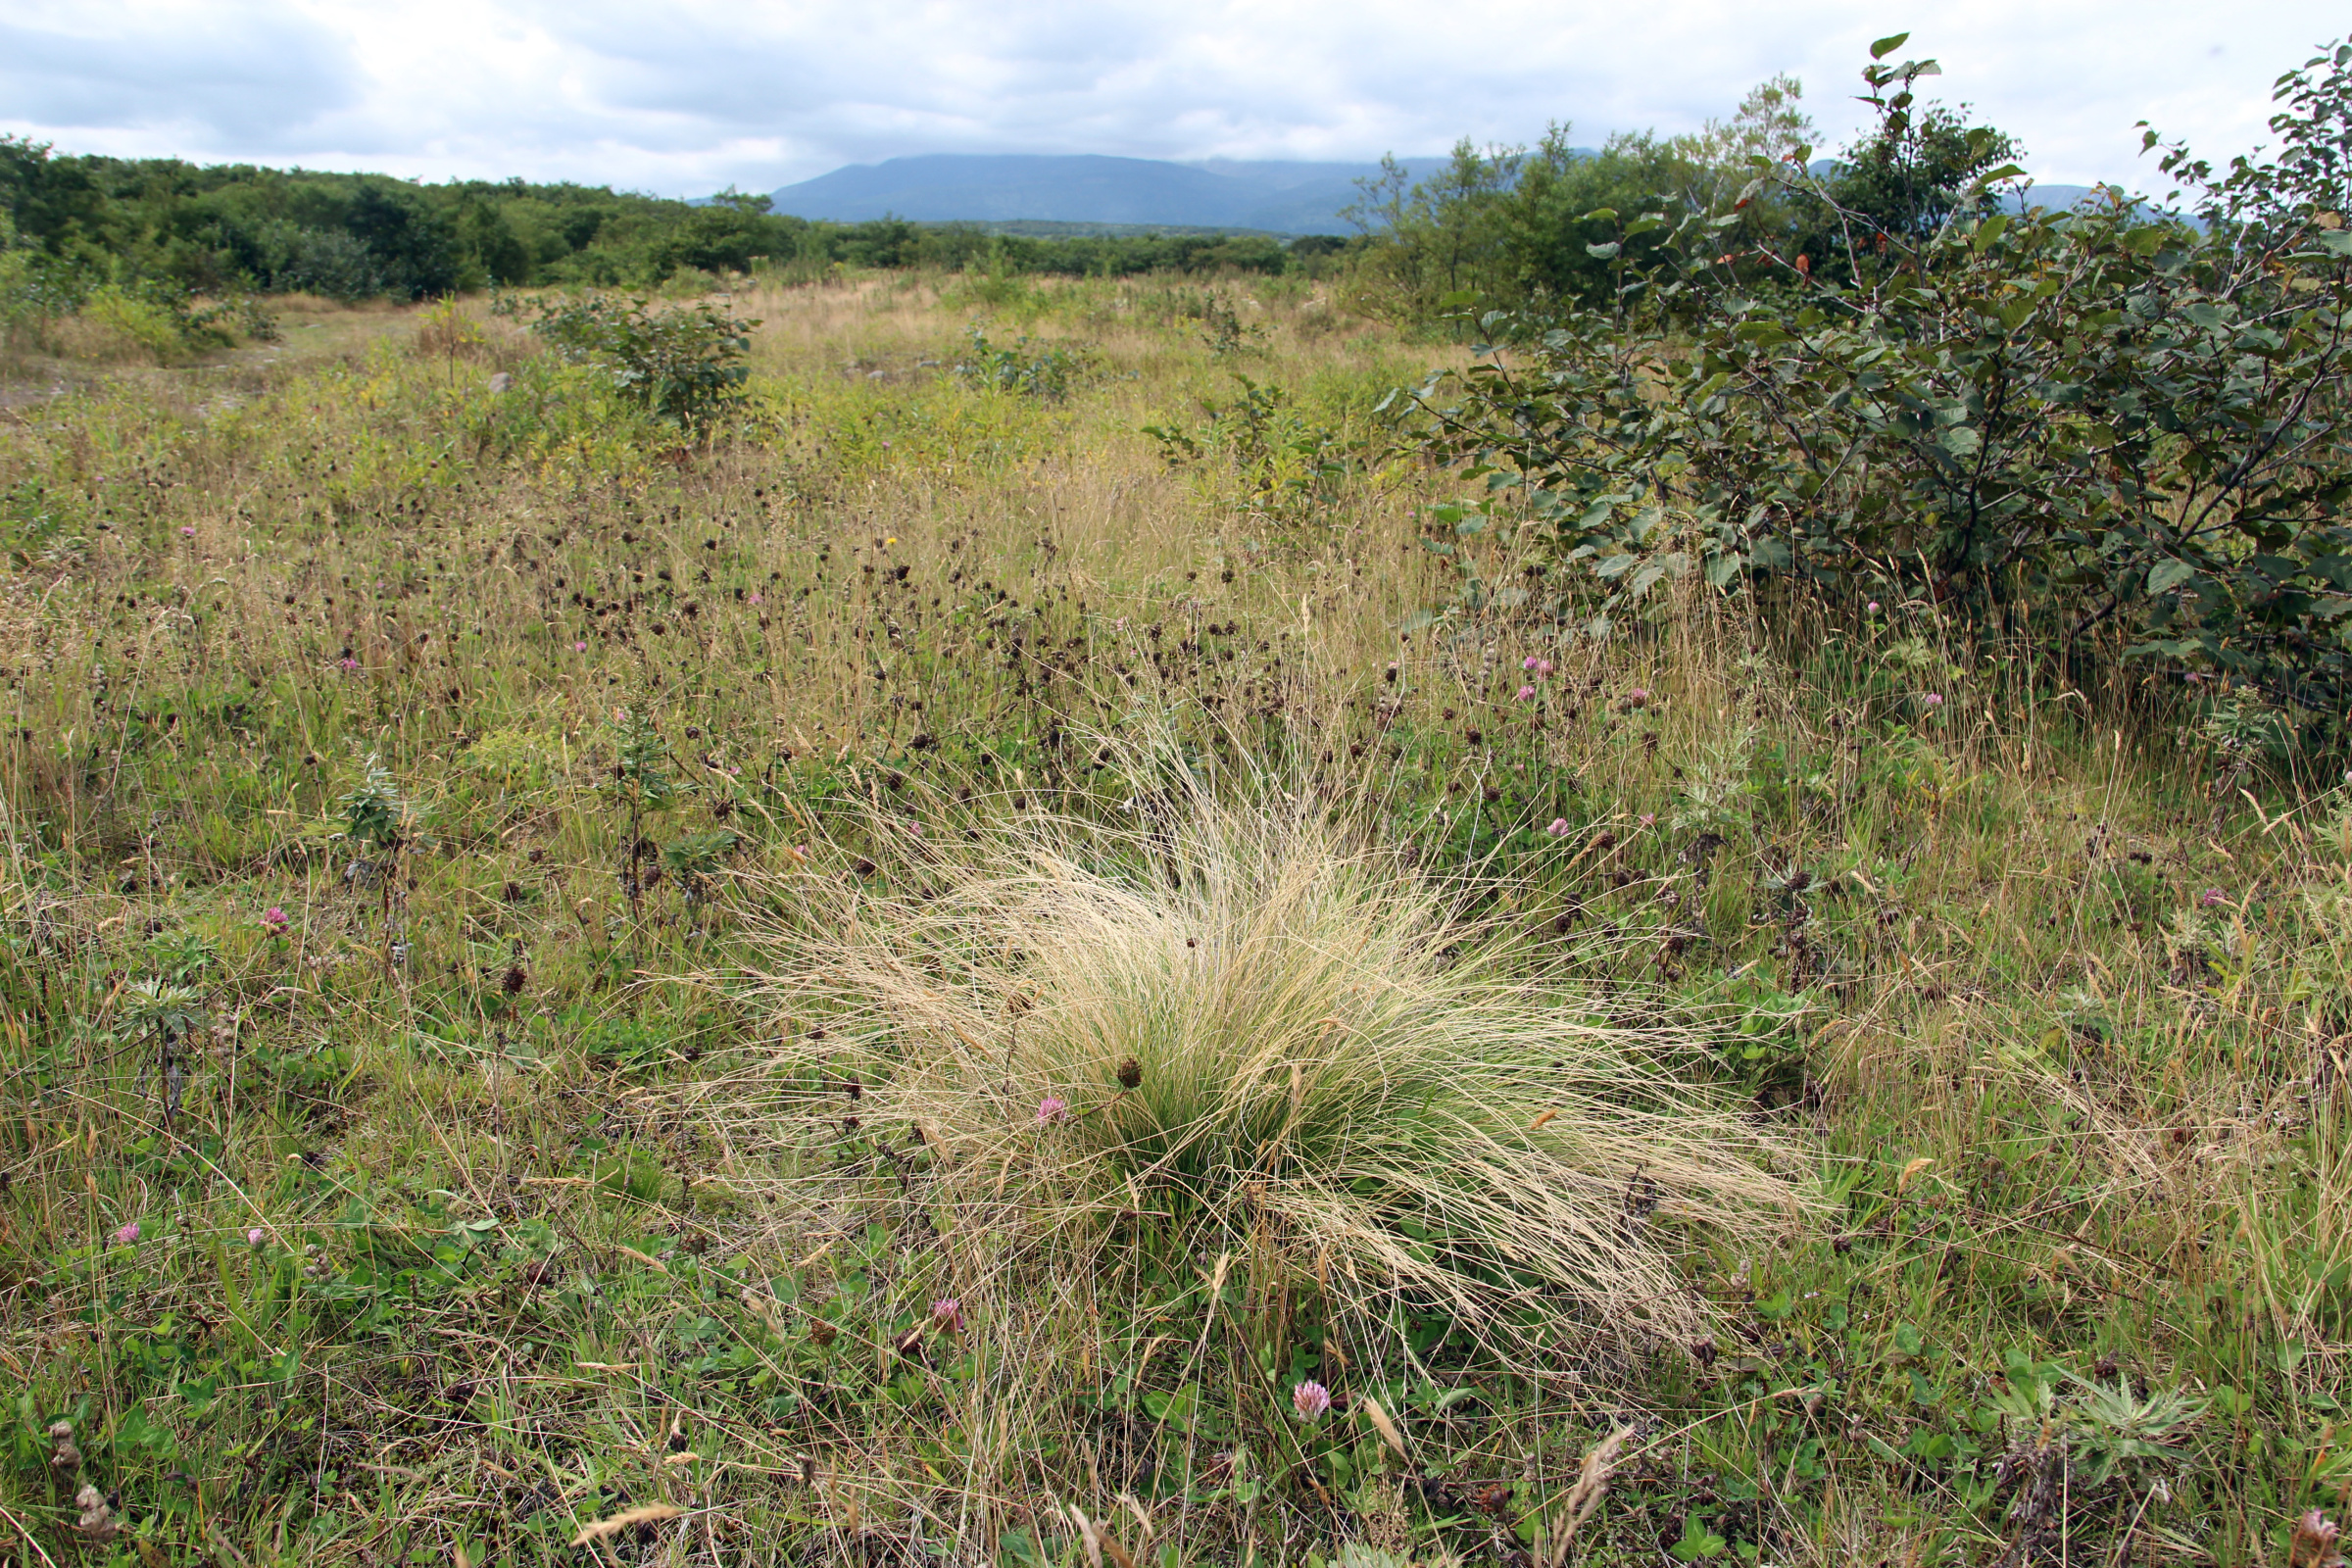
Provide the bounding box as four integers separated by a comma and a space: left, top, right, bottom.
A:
521, 294, 755, 430
952, 322, 1090, 399
1398, 36, 2352, 727
74, 285, 186, 362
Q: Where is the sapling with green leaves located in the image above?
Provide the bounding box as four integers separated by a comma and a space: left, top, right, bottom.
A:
119, 978, 202, 1131
606, 708, 685, 932
337, 753, 414, 975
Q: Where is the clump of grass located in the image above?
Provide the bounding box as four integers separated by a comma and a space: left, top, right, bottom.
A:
752, 764, 1813, 1349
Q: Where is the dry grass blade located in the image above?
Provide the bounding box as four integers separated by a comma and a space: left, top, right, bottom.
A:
1361, 1395, 1408, 1458
1543, 1424, 1634, 1564
1066, 1504, 1137, 1568
569, 1502, 682, 1545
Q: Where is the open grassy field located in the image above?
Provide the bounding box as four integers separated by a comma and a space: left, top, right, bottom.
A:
0, 270, 2345, 1566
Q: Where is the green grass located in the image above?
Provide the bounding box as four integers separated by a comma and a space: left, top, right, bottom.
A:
0, 268, 2342, 1565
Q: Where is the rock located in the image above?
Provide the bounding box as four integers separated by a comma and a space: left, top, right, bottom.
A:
488, 372, 513, 394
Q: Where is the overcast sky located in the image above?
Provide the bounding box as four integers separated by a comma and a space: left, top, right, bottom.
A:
0, 0, 2342, 196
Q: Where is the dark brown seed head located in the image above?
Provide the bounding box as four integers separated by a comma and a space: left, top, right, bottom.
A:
1115, 1056, 1143, 1091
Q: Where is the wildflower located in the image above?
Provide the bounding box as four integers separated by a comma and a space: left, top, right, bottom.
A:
1922, 692, 1943, 708
1638, 813, 1655, 828
930, 1298, 964, 1335
262, 906, 290, 935
1535, 659, 1555, 676
179, 526, 196, 538
1293, 1380, 1332, 1420
1546, 818, 1570, 836
1115, 1056, 1144, 1090
1626, 687, 1651, 708
1867, 601, 1882, 613
1523, 656, 1540, 671
574, 641, 588, 653
247, 1227, 267, 1248
748, 591, 763, 605
2199, 888, 2229, 907
1037, 1096, 1070, 1124
1517, 685, 1537, 702
338, 658, 359, 672
112, 1222, 139, 1246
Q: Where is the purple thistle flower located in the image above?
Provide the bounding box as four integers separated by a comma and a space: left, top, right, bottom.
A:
112, 1222, 140, 1246
1867, 600, 1881, 613
262, 906, 289, 935
247, 1227, 267, 1248
1522, 656, 1539, 671
931, 1298, 964, 1335
1293, 1380, 1332, 1420
1037, 1096, 1070, 1125
1516, 685, 1537, 702
2199, 888, 2229, 907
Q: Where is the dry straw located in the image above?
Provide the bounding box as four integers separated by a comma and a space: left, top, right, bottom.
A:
729, 735, 1814, 1354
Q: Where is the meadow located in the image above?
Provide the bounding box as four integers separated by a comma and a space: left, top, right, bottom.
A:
0, 267, 2345, 1567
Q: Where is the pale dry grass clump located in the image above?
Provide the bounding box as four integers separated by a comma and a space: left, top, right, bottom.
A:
751, 767, 1814, 1348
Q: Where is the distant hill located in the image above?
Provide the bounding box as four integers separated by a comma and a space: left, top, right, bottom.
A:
765, 155, 2132, 237
766, 154, 1454, 236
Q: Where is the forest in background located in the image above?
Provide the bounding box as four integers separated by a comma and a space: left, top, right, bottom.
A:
0, 143, 1333, 318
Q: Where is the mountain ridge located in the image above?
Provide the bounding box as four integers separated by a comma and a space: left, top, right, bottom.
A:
766, 153, 1455, 235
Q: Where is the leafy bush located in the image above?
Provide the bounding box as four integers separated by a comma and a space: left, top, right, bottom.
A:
952, 322, 1089, 399
64, 285, 195, 363
1144, 372, 1361, 523
522, 295, 756, 430
1397, 36, 2352, 723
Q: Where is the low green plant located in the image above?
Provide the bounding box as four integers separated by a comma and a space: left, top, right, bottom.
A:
338, 752, 414, 968
953, 322, 1089, 399
1144, 372, 1361, 522
525, 294, 756, 429
607, 708, 682, 927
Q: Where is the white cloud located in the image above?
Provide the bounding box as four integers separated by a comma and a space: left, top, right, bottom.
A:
0, 0, 2338, 193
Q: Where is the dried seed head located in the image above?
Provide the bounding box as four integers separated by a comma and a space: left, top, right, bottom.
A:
1115, 1056, 1144, 1091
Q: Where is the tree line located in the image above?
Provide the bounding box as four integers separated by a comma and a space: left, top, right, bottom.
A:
0, 144, 1337, 308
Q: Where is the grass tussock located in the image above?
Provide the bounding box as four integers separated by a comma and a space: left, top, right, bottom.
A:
744, 764, 1811, 1348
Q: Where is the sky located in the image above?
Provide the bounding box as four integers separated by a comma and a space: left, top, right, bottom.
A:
0, 0, 2342, 196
